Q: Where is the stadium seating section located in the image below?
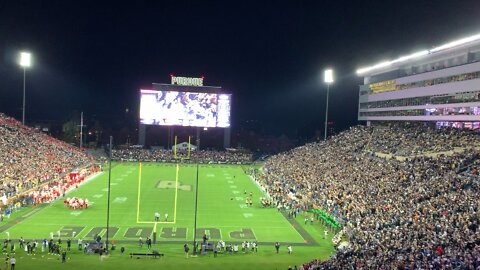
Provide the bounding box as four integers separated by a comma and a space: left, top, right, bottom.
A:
0, 113, 91, 201
112, 149, 252, 164
261, 124, 479, 269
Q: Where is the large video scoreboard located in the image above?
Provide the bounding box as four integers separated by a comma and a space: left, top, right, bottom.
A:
139, 89, 231, 128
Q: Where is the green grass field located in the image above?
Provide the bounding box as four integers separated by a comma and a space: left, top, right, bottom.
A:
0, 162, 335, 269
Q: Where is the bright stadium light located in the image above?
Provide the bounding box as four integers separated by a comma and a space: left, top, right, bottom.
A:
20, 52, 31, 67
393, 50, 429, 63
356, 32, 480, 75
324, 69, 334, 83
323, 69, 334, 141
357, 61, 392, 75
430, 33, 480, 53
19, 51, 32, 125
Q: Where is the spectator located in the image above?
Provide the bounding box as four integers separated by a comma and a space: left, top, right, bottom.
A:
261, 124, 480, 269
0, 113, 93, 201
111, 148, 252, 164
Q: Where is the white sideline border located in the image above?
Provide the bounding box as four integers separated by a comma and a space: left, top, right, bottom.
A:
64, 172, 105, 196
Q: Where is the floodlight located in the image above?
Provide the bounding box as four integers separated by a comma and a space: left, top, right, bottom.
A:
20, 52, 31, 67
356, 32, 480, 75
19, 51, 32, 125
323, 69, 334, 141
324, 69, 334, 83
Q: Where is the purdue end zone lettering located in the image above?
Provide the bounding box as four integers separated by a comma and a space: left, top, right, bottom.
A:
63, 226, 256, 240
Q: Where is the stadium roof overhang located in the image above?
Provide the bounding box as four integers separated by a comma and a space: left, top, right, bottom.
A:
356, 32, 480, 76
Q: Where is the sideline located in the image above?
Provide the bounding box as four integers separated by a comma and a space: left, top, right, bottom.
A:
0, 204, 48, 233
0, 172, 104, 234
280, 212, 318, 246
246, 173, 323, 247
248, 175, 269, 199
64, 171, 105, 196
244, 167, 313, 245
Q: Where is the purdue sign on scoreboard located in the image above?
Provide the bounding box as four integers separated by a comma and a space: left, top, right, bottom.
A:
171, 76, 204, 86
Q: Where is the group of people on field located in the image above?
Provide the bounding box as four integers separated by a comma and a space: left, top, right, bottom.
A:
63, 197, 89, 209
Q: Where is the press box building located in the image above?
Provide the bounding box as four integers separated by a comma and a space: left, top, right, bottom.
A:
357, 33, 480, 129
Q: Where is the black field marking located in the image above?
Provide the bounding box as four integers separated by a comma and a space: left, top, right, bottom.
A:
85, 227, 119, 239
59, 226, 85, 237
124, 227, 153, 238
280, 212, 318, 245
229, 228, 256, 240
14, 238, 318, 246
12, 226, 321, 246
160, 227, 187, 239
196, 228, 221, 240
156, 180, 192, 192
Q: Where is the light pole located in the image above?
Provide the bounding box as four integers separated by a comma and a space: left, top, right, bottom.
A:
19, 52, 32, 125
323, 69, 334, 141
78, 112, 86, 148
106, 136, 113, 253
192, 162, 199, 255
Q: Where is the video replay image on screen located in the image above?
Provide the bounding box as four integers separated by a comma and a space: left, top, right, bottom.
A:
140, 89, 231, 128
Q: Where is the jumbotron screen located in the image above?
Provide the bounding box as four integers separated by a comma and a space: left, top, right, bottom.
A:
139, 89, 231, 127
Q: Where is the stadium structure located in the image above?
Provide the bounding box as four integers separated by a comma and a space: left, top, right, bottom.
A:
137, 75, 232, 149
357, 33, 480, 129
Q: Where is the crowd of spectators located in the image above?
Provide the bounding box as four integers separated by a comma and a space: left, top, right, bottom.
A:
261, 125, 480, 269
0, 113, 92, 201
112, 148, 252, 164
366, 123, 480, 156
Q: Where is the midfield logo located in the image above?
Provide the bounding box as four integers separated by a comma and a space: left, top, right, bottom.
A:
156, 180, 192, 192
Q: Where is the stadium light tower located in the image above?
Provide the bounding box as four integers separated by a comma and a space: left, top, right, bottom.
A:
19, 52, 32, 125
323, 69, 334, 141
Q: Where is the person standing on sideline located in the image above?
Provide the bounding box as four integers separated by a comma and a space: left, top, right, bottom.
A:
138, 237, 143, 248
164, 212, 168, 222
155, 212, 160, 221
5, 254, 10, 269
287, 245, 292, 254
213, 244, 218, 257
146, 237, 152, 250
19, 237, 25, 249
324, 229, 328, 239
183, 243, 189, 258
10, 256, 16, 270
275, 242, 280, 253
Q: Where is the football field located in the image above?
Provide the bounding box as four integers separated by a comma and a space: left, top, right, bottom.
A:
6, 163, 305, 244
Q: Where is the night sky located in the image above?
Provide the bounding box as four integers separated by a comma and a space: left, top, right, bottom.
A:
1, 1, 480, 140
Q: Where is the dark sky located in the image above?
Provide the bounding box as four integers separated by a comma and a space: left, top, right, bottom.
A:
1, 0, 480, 138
